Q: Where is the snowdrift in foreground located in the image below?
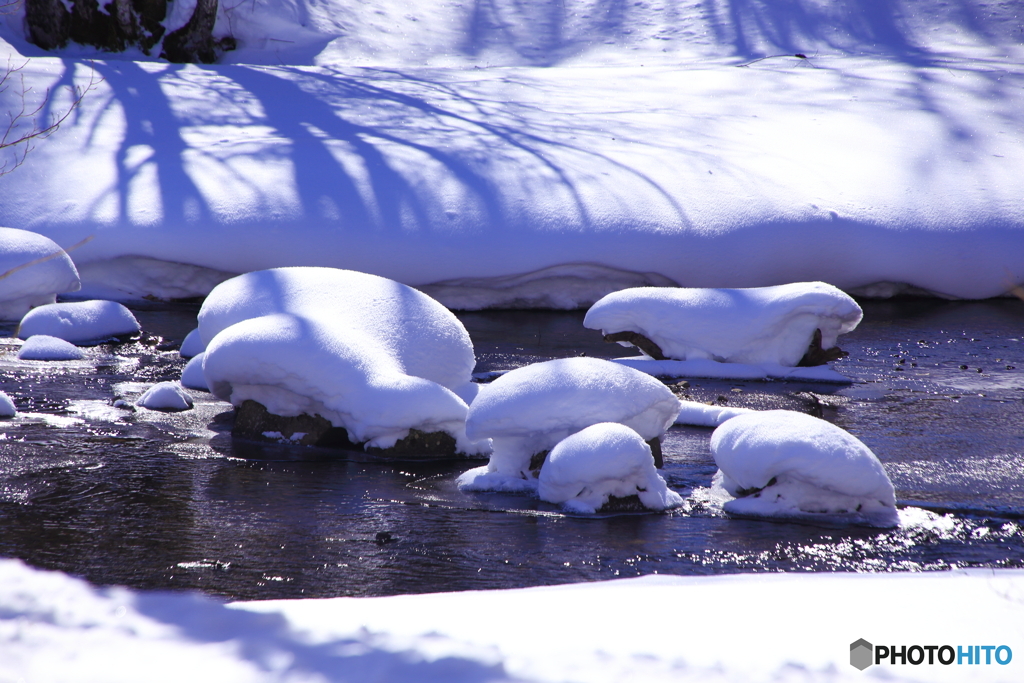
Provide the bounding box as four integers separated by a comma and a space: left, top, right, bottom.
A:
3, 558, 1023, 683
537, 423, 682, 514
199, 267, 484, 452
710, 410, 899, 528
0, 228, 80, 321
459, 358, 679, 491
17, 300, 140, 344
585, 282, 862, 367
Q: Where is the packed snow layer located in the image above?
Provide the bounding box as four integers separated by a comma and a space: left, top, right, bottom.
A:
136, 382, 194, 412
200, 267, 482, 451
3, 559, 1024, 683
0, 227, 81, 321
460, 358, 679, 489
0, 391, 15, 417
16, 334, 85, 361
180, 353, 208, 391
585, 282, 862, 366
538, 422, 682, 513
2, 11, 1024, 304
17, 300, 141, 344
711, 410, 899, 527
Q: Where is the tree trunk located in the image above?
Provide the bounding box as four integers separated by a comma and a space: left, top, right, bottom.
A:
26, 0, 169, 57
161, 0, 220, 64
25, 0, 71, 50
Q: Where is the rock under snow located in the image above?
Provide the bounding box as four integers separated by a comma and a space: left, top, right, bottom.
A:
710, 410, 899, 528
0, 390, 16, 417
458, 357, 680, 492
0, 227, 81, 321
136, 382, 194, 412
538, 423, 683, 514
16, 335, 85, 361
179, 353, 208, 391
179, 328, 206, 359
584, 282, 862, 367
199, 267, 485, 454
17, 300, 141, 345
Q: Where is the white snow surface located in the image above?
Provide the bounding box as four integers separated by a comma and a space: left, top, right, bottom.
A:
137, 382, 194, 412
179, 328, 205, 358
585, 282, 862, 366
711, 410, 899, 528
0, 390, 15, 417
17, 300, 141, 344
180, 353, 209, 391
674, 401, 754, 428
612, 356, 852, 383
16, 334, 86, 361
3, 558, 1024, 683
2, 2, 1024, 305
199, 267, 483, 452
538, 422, 682, 514
0, 227, 81, 321
460, 358, 679, 490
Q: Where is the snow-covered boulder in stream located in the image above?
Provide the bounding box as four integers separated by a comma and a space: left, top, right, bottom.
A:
538, 422, 683, 514
584, 282, 862, 367
0, 228, 80, 321
16, 335, 85, 361
199, 267, 486, 455
458, 357, 680, 492
17, 300, 141, 344
710, 410, 898, 528
137, 382, 194, 412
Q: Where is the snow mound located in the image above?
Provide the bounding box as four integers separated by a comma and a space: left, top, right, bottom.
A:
710, 410, 898, 528
584, 282, 862, 367
17, 300, 141, 345
17, 335, 85, 361
538, 422, 683, 514
136, 382, 194, 412
179, 353, 208, 391
675, 402, 754, 428
0, 227, 80, 321
199, 267, 483, 452
178, 328, 205, 359
459, 358, 680, 491
0, 391, 16, 417
75, 256, 236, 302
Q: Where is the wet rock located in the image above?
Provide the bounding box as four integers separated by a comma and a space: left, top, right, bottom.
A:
797, 328, 849, 366
603, 331, 667, 360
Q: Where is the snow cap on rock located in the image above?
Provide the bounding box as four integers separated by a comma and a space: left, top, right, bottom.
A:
0, 227, 81, 321
137, 382, 194, 412
0, 391, 16, 417
584, 282, 862, 367
17, 335, 85, 361
538, 422, 683, 513
710, 410, 898, 527
18, 300, 140, 345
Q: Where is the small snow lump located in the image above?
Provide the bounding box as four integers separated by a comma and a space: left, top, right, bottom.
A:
710, 410, 898, 527
17, 335, 85, 361
0, 391, 16, 417
539, 423, 683, 514
18, 300, 140, 344
180, 353, 208, 391
137, 382, 194, 412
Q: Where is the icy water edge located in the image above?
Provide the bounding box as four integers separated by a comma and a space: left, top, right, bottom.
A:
0, 299, 1022, 600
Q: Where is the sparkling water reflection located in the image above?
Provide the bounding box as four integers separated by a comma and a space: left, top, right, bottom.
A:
0, 299, 1022, 599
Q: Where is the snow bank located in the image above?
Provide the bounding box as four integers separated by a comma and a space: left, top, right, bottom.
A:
459, 358, 679, 490
0, 391, 15, 417
200, 267, 483, 452
710, 410, 899, 528
179, 353, 208, 391
136, 382, 194, 412
17, 300, 141, 344
0, 227, 80, 321
585, 283, 862, 367
538, 422, 682, 513
16, 335, 85, 361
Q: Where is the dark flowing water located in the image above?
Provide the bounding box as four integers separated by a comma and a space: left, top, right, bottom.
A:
1, 299, 1023, 599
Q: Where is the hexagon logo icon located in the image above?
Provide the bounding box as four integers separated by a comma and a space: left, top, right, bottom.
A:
850, 639, 873, 670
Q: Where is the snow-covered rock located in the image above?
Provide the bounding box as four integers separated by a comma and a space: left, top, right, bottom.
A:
0, 390, 16, 417
0, 227, 80, 321
136, 382, 194, 412
584, 282, 862, 367
199, 267, 484, 453
16, 335, 85, 361
178, 328, 205, 359
459, 358, 680, 491
17, 300, 141, 345
710, 410, 899, 528
538, 422, 683, 514
179, 353, 208, 391
675, 402, 754, 428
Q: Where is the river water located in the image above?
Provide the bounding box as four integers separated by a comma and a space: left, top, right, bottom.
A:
1, 299, 1022, 599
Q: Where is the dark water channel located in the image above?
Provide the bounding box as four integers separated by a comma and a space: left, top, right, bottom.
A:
1, 299, 1023, 600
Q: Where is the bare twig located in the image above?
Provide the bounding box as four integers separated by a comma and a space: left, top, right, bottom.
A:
0, 234, 95, 282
